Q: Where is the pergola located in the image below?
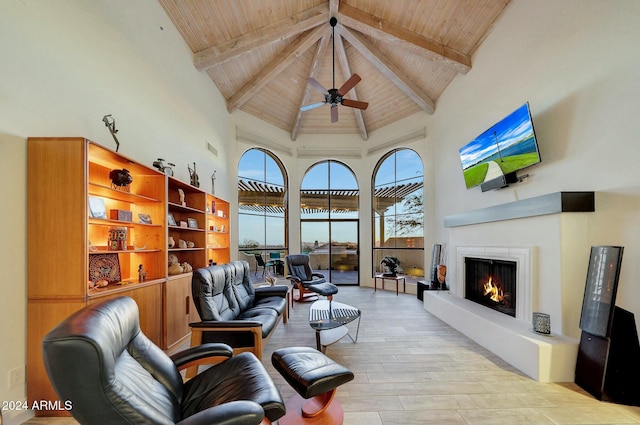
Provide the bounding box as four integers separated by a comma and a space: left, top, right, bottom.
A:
239, 179, 424, 275
238, 179, 423, 216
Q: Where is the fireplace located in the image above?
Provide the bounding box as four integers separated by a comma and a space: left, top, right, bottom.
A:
464, 257, 517, 317
425, 246, 580, 383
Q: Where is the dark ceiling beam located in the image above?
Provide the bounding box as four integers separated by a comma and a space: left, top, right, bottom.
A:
291, 29, 332, 141
227, 25, 326, 112
338, 3, 471, 74
193, 4, 328, 71
340, 26, 436, 114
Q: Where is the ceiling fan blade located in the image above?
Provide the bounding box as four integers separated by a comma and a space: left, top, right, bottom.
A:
342, 98, 369, 110
300, 102, 326, 112
306, 77, 329, 96
337, 74, 361, 96
330, 105, 339, 123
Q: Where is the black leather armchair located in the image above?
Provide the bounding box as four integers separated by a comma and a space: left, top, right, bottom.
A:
42, 296, 285, 425
285, 254, 337, 302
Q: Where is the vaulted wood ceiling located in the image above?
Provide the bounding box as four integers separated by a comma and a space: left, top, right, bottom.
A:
159, 0, 510, 140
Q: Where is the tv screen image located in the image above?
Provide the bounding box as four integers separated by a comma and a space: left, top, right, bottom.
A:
459, 102, 541, 189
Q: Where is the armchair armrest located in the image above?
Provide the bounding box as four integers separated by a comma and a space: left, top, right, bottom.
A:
311, 272, 325, 279
190, 320, 263, 329
170, 342, 233, 369
285, 275, 302, 284
254, 285, 288, 298
186, 321, 265, 377
175, 400, 264, 425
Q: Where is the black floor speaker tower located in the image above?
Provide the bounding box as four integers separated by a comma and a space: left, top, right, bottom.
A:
575, 307, 640, 405
575, 246, 640, 406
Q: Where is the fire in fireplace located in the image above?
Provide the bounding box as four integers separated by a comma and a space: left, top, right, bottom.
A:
465, 257, 517, 317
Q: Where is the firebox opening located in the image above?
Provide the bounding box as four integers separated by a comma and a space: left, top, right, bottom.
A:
465, 257, 517, 317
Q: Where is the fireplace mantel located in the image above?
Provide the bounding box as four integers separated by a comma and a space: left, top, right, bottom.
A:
444, 191, 594, 228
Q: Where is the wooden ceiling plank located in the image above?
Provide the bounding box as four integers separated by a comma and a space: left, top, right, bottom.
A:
335, 27, 368, 140
329, 0, 339, 17
194, 3, 328, 71
338, 3, 471, 74
228, 25, 326, 112
159, 0, 205, 52
340, 26, 436, 114
292, 29, 332, 141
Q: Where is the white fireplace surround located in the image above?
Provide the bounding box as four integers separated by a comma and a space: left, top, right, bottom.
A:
455, 246, 534, 323
424, 245, 579, 382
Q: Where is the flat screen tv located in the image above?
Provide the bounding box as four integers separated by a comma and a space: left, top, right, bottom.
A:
459, 102, 541, 189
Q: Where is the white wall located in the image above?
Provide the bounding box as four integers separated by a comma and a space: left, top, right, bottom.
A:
427, 0, 640, 337
0, 1, 231, 422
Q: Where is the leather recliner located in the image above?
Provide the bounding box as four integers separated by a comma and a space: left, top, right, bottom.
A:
42, 296, 285, 425
285, 254, 338, 302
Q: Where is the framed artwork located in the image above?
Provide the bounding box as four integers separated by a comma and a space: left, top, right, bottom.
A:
88, 196, 107, 219
88, 253, 121, 284
167, 213, 177, 226
187, 218, 198, 229
138, 213, 152, 224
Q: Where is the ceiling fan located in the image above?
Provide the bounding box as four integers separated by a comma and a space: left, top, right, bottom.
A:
300, 17, 368, 123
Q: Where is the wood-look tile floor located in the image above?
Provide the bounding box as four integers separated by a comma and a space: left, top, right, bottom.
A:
24, 285, 640, 425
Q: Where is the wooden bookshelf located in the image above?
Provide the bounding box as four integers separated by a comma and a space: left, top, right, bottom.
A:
26, 137, 233, 415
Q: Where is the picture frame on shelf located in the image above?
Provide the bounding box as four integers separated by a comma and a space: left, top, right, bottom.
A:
179, 221, 188, 228
110, 209, 133, 222
138, 213, 152, 224
187, 218, 198, 229
167, 213, 177, 226
88, 196, 107, 219
89, 253, 122, 284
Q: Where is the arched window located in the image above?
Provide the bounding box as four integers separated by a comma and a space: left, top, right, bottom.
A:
238, 149, 288, 272
301, 160, 359, 285
372, 149, 424, 282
